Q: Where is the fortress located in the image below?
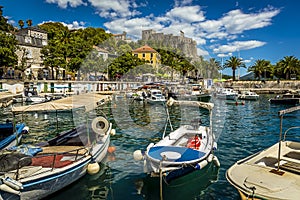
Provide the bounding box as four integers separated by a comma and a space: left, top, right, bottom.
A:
141, 29, 198, 59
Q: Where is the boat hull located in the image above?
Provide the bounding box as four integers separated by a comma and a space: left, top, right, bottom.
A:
0, 158, 90, 200
226, 141, 300, 200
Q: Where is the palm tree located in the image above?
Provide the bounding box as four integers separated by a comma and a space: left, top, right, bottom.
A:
208, 58, 221, 79
18, 20, 24, 29
224, 56, 245, 81
277, 56, 300, 79
26, 19, 32, 27
248, 59, 271, 80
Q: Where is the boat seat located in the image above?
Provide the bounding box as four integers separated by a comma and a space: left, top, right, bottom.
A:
40, 146, 88, 155
280, 160, 300, 174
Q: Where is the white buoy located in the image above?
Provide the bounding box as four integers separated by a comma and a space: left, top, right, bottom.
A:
133, 150, 143, 161
195, 160, 208, 170
213, 156, 221, 167
110, 129, 116, 136
87, 162, 100, 175
207, 154, 214, 162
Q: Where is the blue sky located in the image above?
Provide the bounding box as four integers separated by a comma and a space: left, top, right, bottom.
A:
2, 0, 300, 76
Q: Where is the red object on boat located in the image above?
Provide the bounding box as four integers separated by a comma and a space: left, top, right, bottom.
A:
31, 154, 73, 168
187, 135, 201, 150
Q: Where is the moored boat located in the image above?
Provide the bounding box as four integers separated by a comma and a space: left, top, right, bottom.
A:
269, 93, 300, 105
145, 89, 166, 104
226, 105, 300, 199
137, 98, 220, 184
0, 94, 114, 199
238, 90, 259, 100
215, 87, 238, 100
0, 122, 28, 150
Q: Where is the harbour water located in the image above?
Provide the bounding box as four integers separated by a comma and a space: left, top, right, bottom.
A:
1, 94, 299, 200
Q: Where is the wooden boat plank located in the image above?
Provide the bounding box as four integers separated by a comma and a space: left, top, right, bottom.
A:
40, 146, 88, 155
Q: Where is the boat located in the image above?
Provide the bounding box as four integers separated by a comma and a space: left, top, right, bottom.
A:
25, 94, 51, 104
176, 84, 211, 102
145, 89, 166, 104
215, 87, 238, 100
137, 98, 220, 184
269, 93, 300, 105
0, 121, 28, 150
238, 90, 259, 100
226, 105, 300, 200
0, 94, 114, 199
225, 100, 245, 106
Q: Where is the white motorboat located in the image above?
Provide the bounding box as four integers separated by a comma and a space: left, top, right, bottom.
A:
146, 89, 166, 104
238, 90, 259, 100
215, 88, 238, 100
138, 98, 220, 183
226, 105, 300, 200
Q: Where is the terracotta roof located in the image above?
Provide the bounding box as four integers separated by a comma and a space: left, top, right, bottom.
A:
132, 45, 157, 53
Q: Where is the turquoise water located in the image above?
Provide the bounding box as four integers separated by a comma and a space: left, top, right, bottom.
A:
2, 94, 299, 200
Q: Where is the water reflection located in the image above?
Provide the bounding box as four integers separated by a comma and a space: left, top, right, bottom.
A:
141, 163, 219, 200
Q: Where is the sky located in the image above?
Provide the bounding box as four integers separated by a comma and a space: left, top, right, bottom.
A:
1, 0, 300, 76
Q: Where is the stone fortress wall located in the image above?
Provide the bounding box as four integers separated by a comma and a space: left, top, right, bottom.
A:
141, 29, 198, 59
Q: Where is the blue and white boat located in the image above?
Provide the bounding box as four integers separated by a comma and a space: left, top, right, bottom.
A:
0, 94, 114, 199
0, 122, 28, 150
140, 98, 220, 183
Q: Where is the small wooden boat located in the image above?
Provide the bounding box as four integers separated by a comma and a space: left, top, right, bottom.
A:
0, 117, 113, 200
226, 105, 300, 199
0, 122, 28, 150
138, 98, 220, 183
0, 94, 114, 199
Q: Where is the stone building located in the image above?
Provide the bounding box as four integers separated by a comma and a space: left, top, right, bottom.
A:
142, 29, 198, 59
15, 26, 48, 79
132, 45, 161, 68
113, 31, 132, 43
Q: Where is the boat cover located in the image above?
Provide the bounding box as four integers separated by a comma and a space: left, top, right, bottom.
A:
148, 146, 205, 162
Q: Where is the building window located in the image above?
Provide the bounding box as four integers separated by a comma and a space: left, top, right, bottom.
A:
26, 49, 33, 59
150, 53, 153, 58
134, 54, 138, 57
25, 36, 31, 43
142, 53, 145, 58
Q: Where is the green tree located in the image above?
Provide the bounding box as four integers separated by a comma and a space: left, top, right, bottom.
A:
0, 6, 14, 32
0, 31, 18, 77
15, 48, 30, 80
18, 20, 24, 29
224, 56, 245, 81
26, 19, 32, 27
276, 56, 300, 80
248, 59, 271, 80
207, 58, 221, 79
108, 52, 146, 80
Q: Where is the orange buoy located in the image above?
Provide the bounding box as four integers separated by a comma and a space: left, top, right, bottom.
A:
108, 146, 116, 154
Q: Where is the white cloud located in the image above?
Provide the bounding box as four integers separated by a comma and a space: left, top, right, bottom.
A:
45, 0, 86, 8
174, 0, 193, 7
197, 48, 209, 56
40, 20, 86, 30
221, 8, 280, 34
165, 6, 205, 23
213, 40, 266, 54
89, 0, 142, 18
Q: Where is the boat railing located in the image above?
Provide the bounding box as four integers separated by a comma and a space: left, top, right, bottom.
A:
283, 126, 300, 141
14, 146, 89, 180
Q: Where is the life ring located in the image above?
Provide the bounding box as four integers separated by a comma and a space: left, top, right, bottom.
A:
187, 135, 201, 150
91, 116, 109, 136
